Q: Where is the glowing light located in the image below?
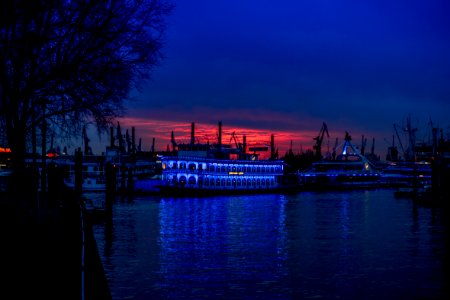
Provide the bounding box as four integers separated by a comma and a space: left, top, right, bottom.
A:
46, 152, 59, 158
117, 117, 318, 157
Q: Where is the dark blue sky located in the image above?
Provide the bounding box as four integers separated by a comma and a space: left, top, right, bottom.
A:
121, 0, 450, 155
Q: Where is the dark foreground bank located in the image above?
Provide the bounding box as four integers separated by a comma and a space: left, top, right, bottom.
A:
0, 176, 111, 300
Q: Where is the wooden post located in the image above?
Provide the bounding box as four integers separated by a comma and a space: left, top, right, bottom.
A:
74, 148, 83, 198
120, 165, 126, 193
105, 163, 117, 210
48, 162, 64, 207
41, 119, 47, 198
127, 166, 134, 195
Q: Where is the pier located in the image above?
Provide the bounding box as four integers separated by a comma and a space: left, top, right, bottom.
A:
1, 176, 111, 300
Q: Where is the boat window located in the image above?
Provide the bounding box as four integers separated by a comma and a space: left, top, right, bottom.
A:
247, 179, 251, 186
180, 163, 186, 169
257, 178, 260, 185
221, 166, 226, 173
227, 179, 231, 186
266, 178, 270, 185
188, 163, 196, 171
216, 178, 220, 186
209, 165, 215, 172
221, 178, 226, 186
237, 166, 241, 172
210, 178, 215, 186
232, 166, 236, 172
235, 178, 239, 186
252, 179, 256, 186
188, 176, 196, 185
257, 166, 260, 173
198, 177, 203, 185
179, 176, 186, 186
227, 166, 231, 172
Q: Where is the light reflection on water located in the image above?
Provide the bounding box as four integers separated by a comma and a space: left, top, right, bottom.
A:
156, 195, 289, 299
93, 190, 449, 300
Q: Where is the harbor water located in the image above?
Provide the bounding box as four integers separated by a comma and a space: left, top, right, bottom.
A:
92, 189, 449, 299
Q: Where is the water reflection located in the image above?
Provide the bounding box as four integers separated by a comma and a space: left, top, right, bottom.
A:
156, 195, 289, 299
93, 190, 449, 300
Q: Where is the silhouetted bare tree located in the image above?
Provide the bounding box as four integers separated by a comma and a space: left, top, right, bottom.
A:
0, 0, 173, 168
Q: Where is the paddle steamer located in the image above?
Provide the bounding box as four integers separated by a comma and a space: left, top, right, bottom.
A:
159, 122, 291, 195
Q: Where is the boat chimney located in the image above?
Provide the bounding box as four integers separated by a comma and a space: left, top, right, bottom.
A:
243, 135, 247, 159
171, 130, 176, 152
270, 134, 275, 159
218, 121, 222, 153
191, 122, 195, 145
152, 137, 155, 153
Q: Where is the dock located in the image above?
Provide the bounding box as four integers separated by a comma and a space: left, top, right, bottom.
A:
1, 183, 111, 300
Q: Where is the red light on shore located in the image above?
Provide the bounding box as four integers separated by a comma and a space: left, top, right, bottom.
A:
46, 152, 59, 158
0, 147, 11, 153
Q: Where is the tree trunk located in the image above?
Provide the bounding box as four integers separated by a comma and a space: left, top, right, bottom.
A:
7, 123, 27, 172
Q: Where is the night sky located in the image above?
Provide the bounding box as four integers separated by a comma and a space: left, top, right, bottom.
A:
111, 0, 450, 158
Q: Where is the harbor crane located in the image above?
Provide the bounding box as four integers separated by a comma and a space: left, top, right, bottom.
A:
360, 135, 367, 155
230, 131, 249, 159
313, 122, 329, 159
82, 125, 92, 155
170, 130, 177, 152
370, 137, 375, 156
384, 135, 399, 161
331, 137, 338, 160
230, 131, 242, 150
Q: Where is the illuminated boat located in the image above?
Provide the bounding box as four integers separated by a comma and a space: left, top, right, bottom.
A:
298, 132, 381, 189
58, 148, 157, 192
159, 122, 295, 195
160, 156, 288, 195
380, 161, 432, 188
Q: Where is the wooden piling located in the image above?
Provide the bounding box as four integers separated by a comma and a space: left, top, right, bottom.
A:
127, 166, 134, 195
105, 163, 117, 209
74, 148, 83, 198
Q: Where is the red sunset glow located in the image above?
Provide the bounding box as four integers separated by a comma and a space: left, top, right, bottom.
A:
114, 116, 388, 159
117, 117, 317, 157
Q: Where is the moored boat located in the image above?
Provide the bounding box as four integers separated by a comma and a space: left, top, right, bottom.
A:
298, 132, 381, 190
160, 156, 288, 196
380, 161, 432, 188
159, 122, 297, 196
58, 148, 157, 193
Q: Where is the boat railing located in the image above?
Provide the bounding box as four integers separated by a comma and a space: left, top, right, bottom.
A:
163, 167, 284, 176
